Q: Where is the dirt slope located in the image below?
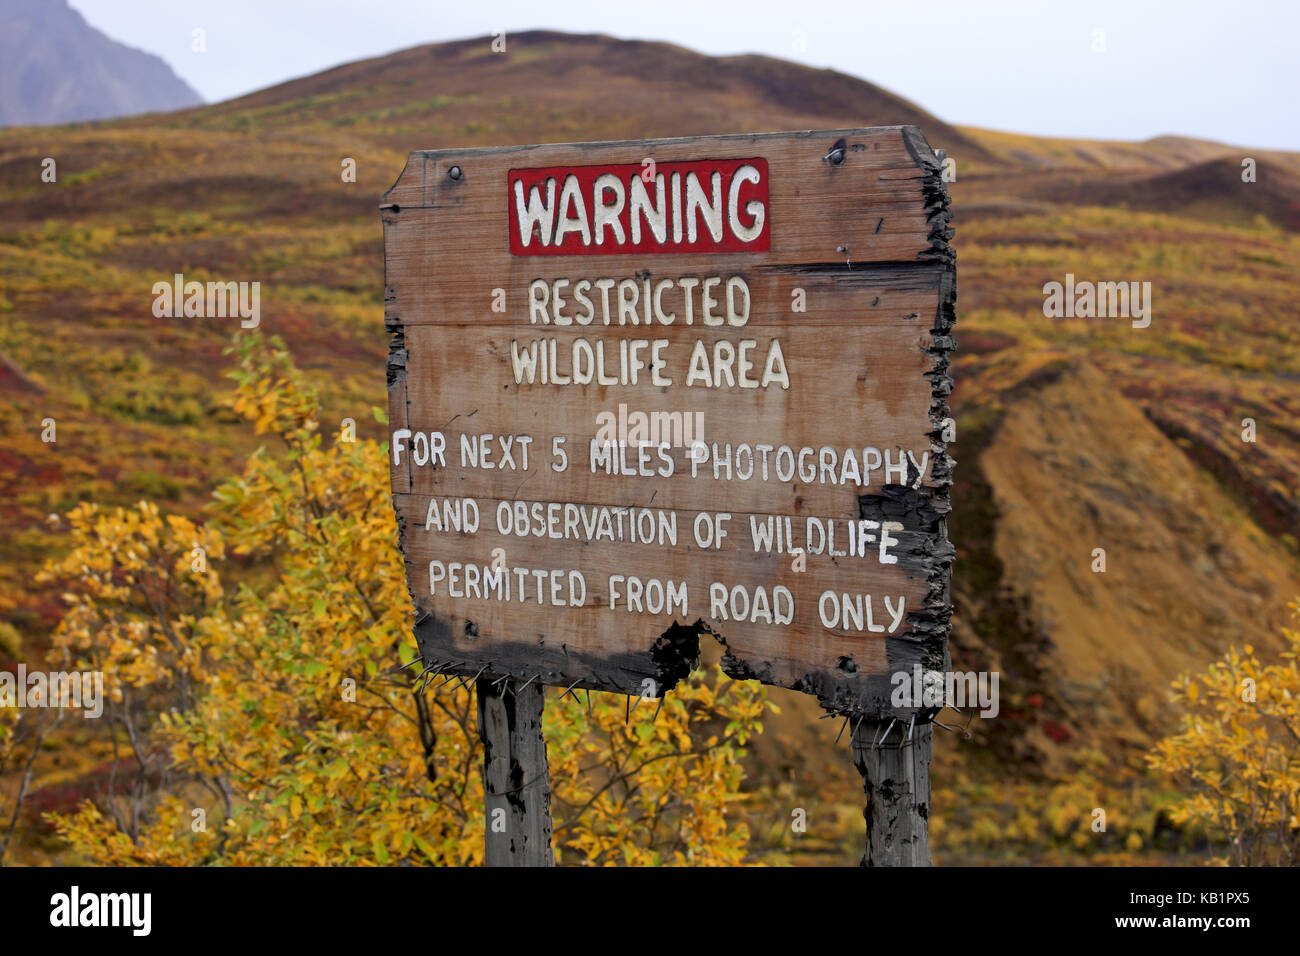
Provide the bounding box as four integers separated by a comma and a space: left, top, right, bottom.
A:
977, 363, 1296, 761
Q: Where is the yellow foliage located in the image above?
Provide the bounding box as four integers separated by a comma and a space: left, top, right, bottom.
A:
40, 332, 769, 866
546, 671, 766, 866
1148, 600, 1300, 865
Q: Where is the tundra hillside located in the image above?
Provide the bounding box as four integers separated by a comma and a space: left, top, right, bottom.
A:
1, 32, 1297, 864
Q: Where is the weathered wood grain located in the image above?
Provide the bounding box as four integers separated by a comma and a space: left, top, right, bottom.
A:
382, 127, 938, 268
397, 491, 930, 691
853, 720, 933, 866
478, 678, 554, 867
394, 320, 941, 510
388, 268, 941, 329
384, 125, 954, 718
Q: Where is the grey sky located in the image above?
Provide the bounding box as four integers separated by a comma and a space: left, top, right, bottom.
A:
70, 0, 1300, 150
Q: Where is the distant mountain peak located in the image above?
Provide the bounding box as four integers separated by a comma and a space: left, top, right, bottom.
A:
0, 0, 202, 126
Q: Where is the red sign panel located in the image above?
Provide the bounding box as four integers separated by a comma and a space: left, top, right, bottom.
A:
507, 158, 770, 256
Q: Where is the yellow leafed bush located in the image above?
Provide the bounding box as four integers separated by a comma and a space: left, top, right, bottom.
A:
1148, 601, 1300, 865
39, 332, 769, 866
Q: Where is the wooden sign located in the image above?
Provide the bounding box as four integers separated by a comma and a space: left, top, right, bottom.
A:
382, 127, 954, 717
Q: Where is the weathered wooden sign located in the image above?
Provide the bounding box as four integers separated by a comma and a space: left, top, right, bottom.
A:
382, 126, 954, 718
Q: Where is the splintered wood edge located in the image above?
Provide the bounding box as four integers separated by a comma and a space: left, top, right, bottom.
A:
712, 128, 956, 717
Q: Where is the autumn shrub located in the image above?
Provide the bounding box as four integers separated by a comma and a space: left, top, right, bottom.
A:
36, 332, 768, 865
1148, 600, 1300, 865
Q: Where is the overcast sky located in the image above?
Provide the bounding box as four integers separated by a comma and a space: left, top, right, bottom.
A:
70, 0, 1300, 150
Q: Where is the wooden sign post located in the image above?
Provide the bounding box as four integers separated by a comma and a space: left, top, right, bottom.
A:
381, 126, 955, 866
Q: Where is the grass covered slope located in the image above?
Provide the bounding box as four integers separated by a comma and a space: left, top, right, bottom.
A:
0, 31, 1297, 864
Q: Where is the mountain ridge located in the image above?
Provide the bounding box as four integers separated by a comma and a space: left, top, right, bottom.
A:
0, 0, 201, 126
